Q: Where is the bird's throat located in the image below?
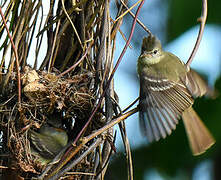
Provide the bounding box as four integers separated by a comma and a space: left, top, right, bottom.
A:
139, 53, 164, 66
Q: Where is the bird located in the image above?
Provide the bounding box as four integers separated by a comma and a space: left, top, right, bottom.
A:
137, 34, 215, 155
29, 119, 68, 165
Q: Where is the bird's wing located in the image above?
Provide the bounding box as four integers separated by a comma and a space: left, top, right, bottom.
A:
139, 76, 194, 142
181, 69, 209, 97
29, 130, 63, 159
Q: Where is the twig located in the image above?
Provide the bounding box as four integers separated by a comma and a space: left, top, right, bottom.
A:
111, 0, 128, 41
49, 137, 103, 180
118, 121, 133, 180
100, 1, 114, 178
44, 107, 138, 179
73, 0, 145, 146
39, 0, 55, 70
186, 0, 207, 67
95, 132, 117, 178
114, 0, 142, 24
41, 1, 145, 177
85, 107, 138, 142
123, 97, 139, 113
95, 0, 109, 92
34, 3, 44, 69
57, 43, 91, 78
61, 0, 83, 49
0, 7, 21, 108
48, 12, 61, 72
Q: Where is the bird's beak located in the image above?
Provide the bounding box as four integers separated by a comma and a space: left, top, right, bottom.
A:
140, 53, 152, 59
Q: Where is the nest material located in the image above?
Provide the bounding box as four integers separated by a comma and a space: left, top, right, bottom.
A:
1, 66, 104, 176
0, 0, 128, 179
21, 66, 96, 120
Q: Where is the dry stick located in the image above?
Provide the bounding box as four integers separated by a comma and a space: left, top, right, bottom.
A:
50, 137, 103, 180
110, 0, 129, 41
45, 107, 138, 179
85, 108, 138, 143
34, 4, 44, 69
99, 1, 114, 178
45, 1, 145, 177
123, 97, 139, 113
50, 107, 137, 179
61, 0, 83, 49
48, 13, 61, 73
114, 0, 142, 23
186, 0, 207, 67
57, 44, 91, 78
39, 0, 55, 70
118, 122, 133, 180
95, 132, 117, 179
73, 0, 145, 147
0, 7, 21, 108
96, 0, 109, 94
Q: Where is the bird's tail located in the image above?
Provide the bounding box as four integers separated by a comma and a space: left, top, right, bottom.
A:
182, 107, 215, 155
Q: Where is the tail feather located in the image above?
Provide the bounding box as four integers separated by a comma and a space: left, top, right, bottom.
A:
182, 107, 215, 155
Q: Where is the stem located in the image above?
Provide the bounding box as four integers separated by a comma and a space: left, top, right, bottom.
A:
0, 7, 21, 108
186, 0, 207, 67
73, 0, 146, 145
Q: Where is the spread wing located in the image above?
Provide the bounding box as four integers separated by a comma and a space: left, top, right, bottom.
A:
139, 75, 194, 142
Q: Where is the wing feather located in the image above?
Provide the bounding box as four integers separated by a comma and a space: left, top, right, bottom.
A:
139, 76, 194, 142
148, 93, 168, 139
151, 91, 177, 129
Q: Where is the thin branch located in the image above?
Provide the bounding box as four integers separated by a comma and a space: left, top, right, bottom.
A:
49, 137, 103, 180
48, 13, 61, 72
34, 3, 44, 69
43, 107, 138, 179
118, 121, 133, 180
95, 132, 117, 178
57, 43, 91, 78
186, 0, 207, 67
113, 0, 142, 24
40, 1, 145, 177
0, 7, 21, 108
85, 107, 138, 142
73, 0, 145, 146
123, 97, 139, 113
61, 0, 83, 49
110, 0, 128, 41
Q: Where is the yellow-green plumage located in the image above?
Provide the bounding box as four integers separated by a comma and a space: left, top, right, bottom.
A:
137, 36, 187, 82
137, 35, 215, 155
29, 124, 68, 165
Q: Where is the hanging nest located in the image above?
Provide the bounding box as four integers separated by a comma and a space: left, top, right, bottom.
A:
1, 66, 103, 178
0, 0, 132, 179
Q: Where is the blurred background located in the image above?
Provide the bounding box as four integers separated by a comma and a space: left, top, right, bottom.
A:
106, 0, 221, 179
1, 0, 219, 179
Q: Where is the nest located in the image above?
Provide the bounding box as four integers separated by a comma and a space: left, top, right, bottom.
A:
1, 66, 105, 177
0, 0, 133, 179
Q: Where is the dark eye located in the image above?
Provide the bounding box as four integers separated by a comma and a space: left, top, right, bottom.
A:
153, 50, 158, 54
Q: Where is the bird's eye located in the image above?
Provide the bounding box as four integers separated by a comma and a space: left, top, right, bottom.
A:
153, 49, 158, 54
